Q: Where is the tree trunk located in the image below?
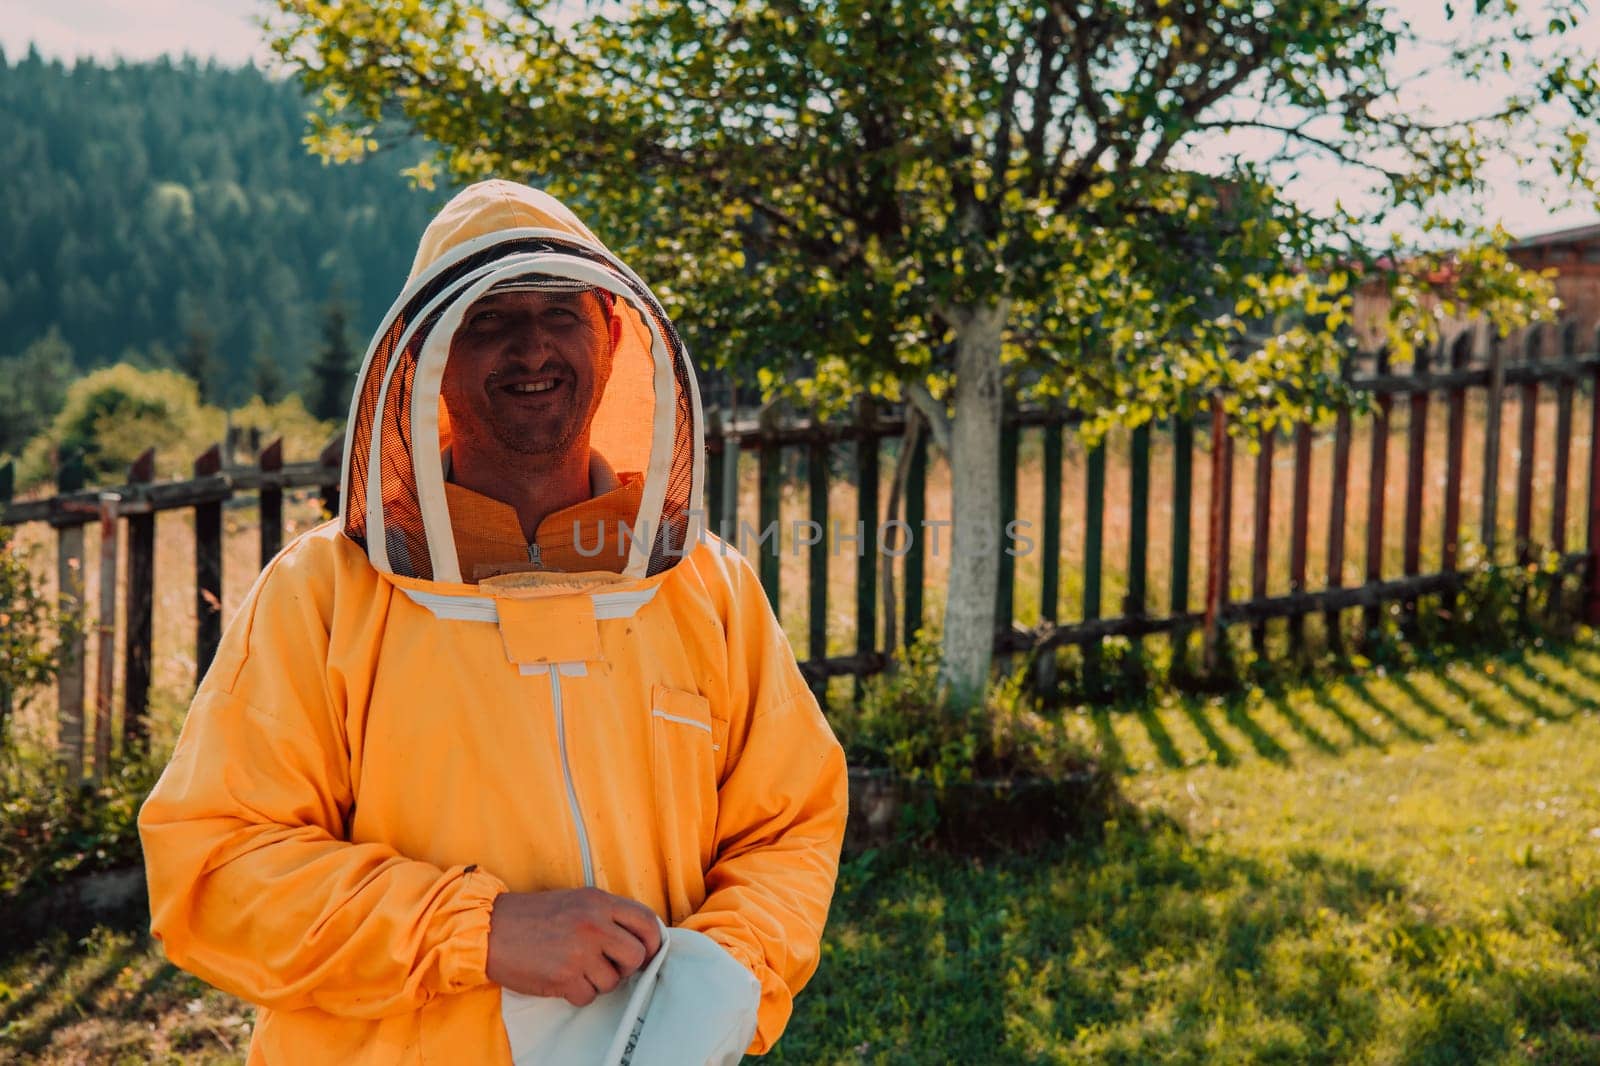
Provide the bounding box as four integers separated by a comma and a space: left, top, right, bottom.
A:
939, 301, 1009, 706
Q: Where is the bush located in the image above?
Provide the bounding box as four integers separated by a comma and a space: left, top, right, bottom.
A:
831, 636, 1111, 788
0, 529, 67, 733
18, 363, 223, 487
229, 393, 338, 462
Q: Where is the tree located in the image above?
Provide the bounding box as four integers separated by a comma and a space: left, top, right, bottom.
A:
0, 328, 73, 458
272, 0, 1599, 702
307, 299, 357, 423
251, 331, 287, 404
177, 319, 217, 404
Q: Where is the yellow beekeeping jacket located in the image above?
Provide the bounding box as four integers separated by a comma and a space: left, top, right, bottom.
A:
138, 180, 848, 1064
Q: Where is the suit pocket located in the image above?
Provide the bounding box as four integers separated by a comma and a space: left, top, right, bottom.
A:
650, 684, 726, 875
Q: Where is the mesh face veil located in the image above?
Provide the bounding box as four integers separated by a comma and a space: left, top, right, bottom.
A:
337, 188, 705, 586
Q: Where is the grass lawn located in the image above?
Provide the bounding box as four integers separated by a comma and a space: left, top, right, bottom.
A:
5, 639, 1600, 1063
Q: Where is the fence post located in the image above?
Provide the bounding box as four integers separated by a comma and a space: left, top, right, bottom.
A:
92, 492, 120, 779
122, 448, 156, 749
1482, 333, 1507, 560
1441, 334, 1472, 618
903, 426, 929, 648
259, 438, 285, 568
1083, 434, 1107, 691
1363, 348, 1392, 647
0, 459, 13, 734
705, 408, 725, 542
757, 407, 782, 609
1127, 421, 1151, 619
854, 398, 880, 698
1324, 389, 1354, 653
194, 443, 224, 687
1202, 398, 1233, 675
1585, 324, 1600, 623
1401, 340, 1434, 630
1170, 415, 1195, 673
55, 450, 87, 778
1515, 326, 1543, 565
318, 435, 343, 520
996, 406, 1019, 629
808, 432, 831, 702
1287, 420, 1313, 653
1552, 321, 1578, 556
1036, 417, 1063, 697
1249, 427, 1274, 657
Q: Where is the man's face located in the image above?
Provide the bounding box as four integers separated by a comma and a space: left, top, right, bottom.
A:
441, 288, 619, 462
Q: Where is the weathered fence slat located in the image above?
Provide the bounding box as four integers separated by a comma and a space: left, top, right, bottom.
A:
318, 436, 342, 520
1169, 417, 1195, 672
1203, 400, 1233, 673
903, 430, 928, 646
1288, 422, 1313, 651
1363, 348, 1392, 645
1515, 327, 1543, 564
996, 411, 1019, 628
1325, 397, 1354, 652
1402, 342, 1432, 628
1036, 418, 1063, 696
194, 444, 225, 687
1586, 324, 1600, 623
1482, 334, 1508, 559
1552, 322, 1577, 554
854, 400, 879, 693
1127, 424, 1151, 621
1083, 438, 1107, 687
1441, 334, 1471, 618
705, 408, 725, 544
0, 459, 13, 730
757, 411, 782, 609
92, 492, 119, 779
1040, 420, 1063, 626
55, 451, 87, 778
807, 439, 830, 697
720, 418, 741, 545
1250, 429, 1274, 655
123, 449, 156, 747
259, 438, 285, 568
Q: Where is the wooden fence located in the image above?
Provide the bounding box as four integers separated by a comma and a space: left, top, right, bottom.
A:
4, 322, 1600, 777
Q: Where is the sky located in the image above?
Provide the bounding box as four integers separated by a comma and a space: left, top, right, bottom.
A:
4, 0, 1597, 244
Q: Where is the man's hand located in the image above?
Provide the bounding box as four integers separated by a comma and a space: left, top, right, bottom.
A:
485, 888, 663, 1005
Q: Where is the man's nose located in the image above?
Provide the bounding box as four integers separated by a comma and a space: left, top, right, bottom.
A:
500, 323, 560, 364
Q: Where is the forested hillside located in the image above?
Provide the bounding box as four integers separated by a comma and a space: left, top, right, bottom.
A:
0, 48, 439, 404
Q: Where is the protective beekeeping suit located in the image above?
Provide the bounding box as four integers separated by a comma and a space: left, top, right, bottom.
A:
139, 180, 849, 1064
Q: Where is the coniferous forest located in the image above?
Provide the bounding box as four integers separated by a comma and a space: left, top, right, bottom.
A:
0, 48, 439, 407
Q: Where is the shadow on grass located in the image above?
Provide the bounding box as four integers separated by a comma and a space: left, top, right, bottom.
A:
1134, 705, 1187, 770
1263, 694, 1342, 757
774, 815, 1600, 1065
1309, 685, 1386, 751
1385, 673, 1478, 741
1341, 676, 1433, 744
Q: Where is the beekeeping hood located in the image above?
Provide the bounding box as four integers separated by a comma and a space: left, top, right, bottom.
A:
337, 180, 704, 585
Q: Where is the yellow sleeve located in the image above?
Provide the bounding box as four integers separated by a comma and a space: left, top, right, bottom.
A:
137, 532, 507, 1019
677, 547, 849, 1054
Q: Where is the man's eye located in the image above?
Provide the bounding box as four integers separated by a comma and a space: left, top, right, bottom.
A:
468, 310, 501, 327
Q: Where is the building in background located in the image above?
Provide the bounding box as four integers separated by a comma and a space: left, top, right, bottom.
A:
1352, 221, 1600, 357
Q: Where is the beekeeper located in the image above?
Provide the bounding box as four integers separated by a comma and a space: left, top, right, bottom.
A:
139, 180, 849, 1064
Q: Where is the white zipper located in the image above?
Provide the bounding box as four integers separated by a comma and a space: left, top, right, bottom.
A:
549, 670, 595, 887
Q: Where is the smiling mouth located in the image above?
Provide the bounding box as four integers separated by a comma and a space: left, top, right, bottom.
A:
505, 380, 561, 395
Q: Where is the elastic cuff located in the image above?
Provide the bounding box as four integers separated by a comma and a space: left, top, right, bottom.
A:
439, 866, 509, 992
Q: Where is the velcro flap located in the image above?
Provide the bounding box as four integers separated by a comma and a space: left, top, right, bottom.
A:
496, 593, 602, 666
